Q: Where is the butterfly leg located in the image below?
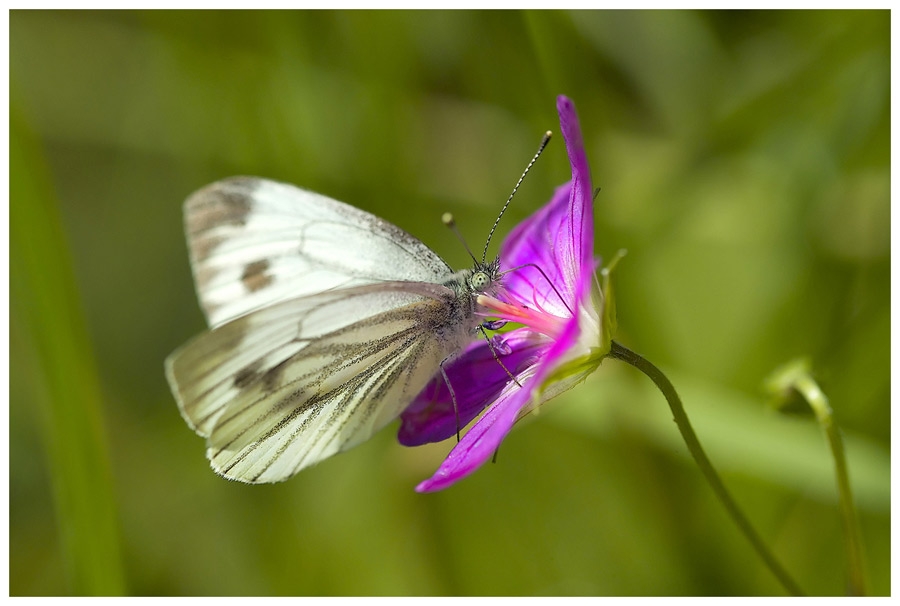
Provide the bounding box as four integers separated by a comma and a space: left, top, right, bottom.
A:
477, 324, 523, 389
439, 362, 463, 442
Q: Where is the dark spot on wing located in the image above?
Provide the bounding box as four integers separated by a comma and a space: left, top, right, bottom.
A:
233, 360, 263, 389
241, 259, 273, 293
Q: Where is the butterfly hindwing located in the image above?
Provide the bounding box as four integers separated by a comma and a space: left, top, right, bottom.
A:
166, 281, 475, 483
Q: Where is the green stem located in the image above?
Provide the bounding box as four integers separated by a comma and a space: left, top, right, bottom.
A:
790, 374, 867, 595
608, 341, 804, 596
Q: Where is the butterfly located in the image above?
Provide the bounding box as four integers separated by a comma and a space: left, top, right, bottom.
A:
165, 176, 506, 483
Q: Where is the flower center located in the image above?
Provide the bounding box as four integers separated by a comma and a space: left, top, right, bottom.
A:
476, 294, 569, 339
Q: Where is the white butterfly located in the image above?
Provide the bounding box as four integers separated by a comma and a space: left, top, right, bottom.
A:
165, 177, 503, 483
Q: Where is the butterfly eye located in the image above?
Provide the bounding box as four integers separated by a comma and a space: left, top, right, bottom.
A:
470, 271, 491, 291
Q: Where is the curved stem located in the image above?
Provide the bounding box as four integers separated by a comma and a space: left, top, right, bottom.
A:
797, 375, 867, 595
767, 362, 867, 596
608, 341, 804, 596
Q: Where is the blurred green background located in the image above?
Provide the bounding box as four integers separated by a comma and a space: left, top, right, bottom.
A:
10, 10, 889, 596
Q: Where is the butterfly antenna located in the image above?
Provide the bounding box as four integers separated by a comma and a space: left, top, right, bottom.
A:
442, 213, 479, 264
481, 130, 552, 263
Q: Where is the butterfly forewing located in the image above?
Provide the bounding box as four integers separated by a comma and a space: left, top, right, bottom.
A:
185, 177, 455, 328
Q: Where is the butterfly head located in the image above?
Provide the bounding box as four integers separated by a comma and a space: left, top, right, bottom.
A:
469, 256, 502, 293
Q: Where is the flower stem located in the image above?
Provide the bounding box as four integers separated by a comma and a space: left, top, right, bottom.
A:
608, 341, 804, 596
766, 360, 868, 596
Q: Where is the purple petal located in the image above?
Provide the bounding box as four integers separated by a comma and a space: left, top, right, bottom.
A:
415, 309, 582, 492
500, 96, 594, 315
398, 330, 548, 446
557, 95, 595, 289
415, 376, 533, 492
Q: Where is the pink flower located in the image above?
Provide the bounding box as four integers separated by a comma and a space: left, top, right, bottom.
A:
399, 96, 616, 492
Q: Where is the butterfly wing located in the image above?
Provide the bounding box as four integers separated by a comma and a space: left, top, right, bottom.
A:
166, 281, 476, 483
184, 176, 455, 328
